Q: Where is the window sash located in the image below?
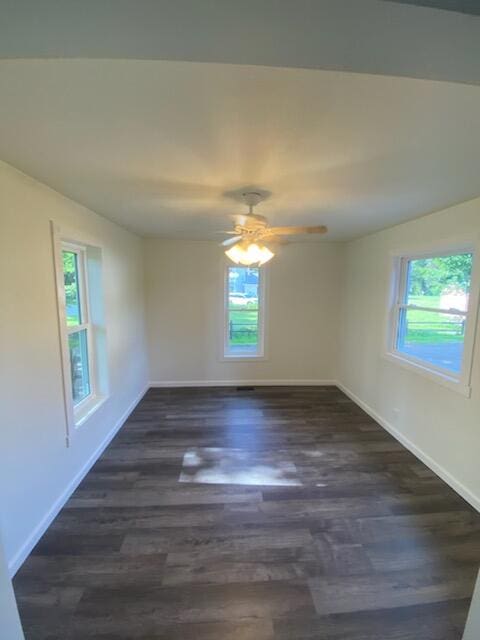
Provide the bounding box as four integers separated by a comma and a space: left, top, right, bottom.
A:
397, 253, 472, 306
63, 243, 89, 327
61, 242, 95, 409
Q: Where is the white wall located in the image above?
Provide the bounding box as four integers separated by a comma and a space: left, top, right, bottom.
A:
464, 571, 480, 640
338, 197, 480, 508
145, 239, 343, 384
0, 161, 148, 572
0, 533, 24, 639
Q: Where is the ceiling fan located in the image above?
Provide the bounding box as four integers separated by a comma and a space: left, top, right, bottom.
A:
221, 191, 327, 266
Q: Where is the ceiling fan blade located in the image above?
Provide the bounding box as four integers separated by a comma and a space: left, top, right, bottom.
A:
231, 213, 268, 227
264, 225, 328, 236
263, 235, 288, 245
221, 236, 242, 247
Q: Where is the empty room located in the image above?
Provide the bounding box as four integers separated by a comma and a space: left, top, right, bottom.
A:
1, 1, 480, 639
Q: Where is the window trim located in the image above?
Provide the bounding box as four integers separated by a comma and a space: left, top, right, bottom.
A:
221, 262, 267, 361
385, 243, 479, 397
52, 223, 107, 445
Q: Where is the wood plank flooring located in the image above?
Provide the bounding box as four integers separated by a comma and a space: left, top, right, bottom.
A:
13, 386, 480, 639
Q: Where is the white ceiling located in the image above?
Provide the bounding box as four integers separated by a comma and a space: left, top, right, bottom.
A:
1, 59, 480, 240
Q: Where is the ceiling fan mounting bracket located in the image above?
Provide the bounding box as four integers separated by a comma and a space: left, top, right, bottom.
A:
242, 191, 266, 209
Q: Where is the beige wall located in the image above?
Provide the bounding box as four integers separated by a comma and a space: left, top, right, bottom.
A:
145, 239, 344, 384
337, 197, 480, 508
0, 162, 148, 570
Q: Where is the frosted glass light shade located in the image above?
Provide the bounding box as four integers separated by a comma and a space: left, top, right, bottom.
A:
225, 241, 274, 266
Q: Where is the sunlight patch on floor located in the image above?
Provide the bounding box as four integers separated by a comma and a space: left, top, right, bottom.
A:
179, 447, 302, 486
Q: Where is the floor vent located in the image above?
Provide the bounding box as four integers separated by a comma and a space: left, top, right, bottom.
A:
236, 386, 255, 391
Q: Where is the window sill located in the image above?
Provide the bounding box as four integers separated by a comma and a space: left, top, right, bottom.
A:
74, 394, 108, 428
382, 351, 471, 398
220, 353, 267, 362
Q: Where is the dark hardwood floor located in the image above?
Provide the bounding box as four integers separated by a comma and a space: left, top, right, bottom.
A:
13, 386, 480, 639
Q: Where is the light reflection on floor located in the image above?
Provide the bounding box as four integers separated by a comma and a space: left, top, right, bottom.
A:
179, 447, 302, 486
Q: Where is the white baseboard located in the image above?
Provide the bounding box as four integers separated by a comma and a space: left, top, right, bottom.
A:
149, 379, 337, 388
8, 384, 149, 577
336, 381, 480, 513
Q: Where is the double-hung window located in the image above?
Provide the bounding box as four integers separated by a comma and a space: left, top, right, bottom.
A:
388, 249, 478, 393
53, 225, 107, 443
224, 265, 266, 358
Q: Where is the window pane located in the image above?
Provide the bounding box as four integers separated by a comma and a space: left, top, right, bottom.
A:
405, 253, 473, 311
227, 267, 260, 355
63, 250, 82, 326
396, 307, 465, 373
69, 329, 91, 404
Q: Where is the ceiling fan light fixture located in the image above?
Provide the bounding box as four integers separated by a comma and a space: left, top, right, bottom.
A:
225, 241, 246, 264
225, 241, 274, 266
251, 242, 275, 266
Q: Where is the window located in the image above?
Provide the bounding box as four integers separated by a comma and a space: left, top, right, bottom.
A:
62, 246, 92, 405
224, 265, 265, 358
388, 249, 478, 392
52, 224, 108, 443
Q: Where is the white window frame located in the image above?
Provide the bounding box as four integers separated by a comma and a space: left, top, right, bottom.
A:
222, 263, 267, 360
52, 223, 107, 445
385, 244, 479, 397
